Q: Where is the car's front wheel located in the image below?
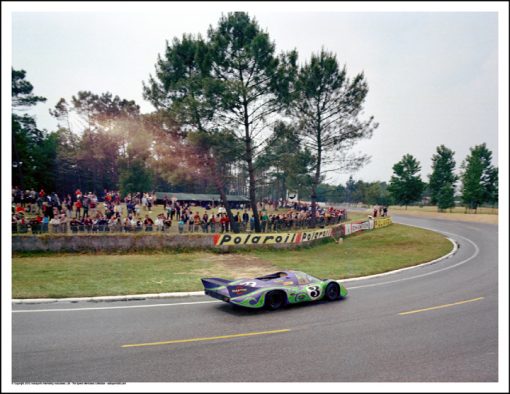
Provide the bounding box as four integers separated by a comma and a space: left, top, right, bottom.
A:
324, 282, 340, 301
265, 291, 285, 311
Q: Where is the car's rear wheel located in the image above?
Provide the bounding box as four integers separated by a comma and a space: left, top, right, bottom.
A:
265, 291, 285, 311
325, 282, 340, 301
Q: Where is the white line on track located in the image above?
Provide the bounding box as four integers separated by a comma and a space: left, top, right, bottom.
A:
12, 224, 481, 313
12, 300, 221, 313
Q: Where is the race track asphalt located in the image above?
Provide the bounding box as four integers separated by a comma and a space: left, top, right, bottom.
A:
11, 215, 499, 382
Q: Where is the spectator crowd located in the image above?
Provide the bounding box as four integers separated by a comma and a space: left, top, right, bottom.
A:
12, 187, 348, 235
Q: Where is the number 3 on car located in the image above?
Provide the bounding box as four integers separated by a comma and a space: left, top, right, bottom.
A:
201, 270, 348, 311
307, 285, 321, 299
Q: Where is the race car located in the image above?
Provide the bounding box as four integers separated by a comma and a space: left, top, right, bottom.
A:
201, 270, 348, 310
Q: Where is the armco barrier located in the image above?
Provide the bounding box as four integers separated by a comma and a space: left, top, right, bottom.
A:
12, 217, 392, 253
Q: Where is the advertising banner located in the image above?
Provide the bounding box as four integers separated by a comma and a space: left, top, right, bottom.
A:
286, 190, 298, 203
300, 228, 332, 242
350, 220, 371, 234
213, 227, 333, 246
374, 217, 392, 229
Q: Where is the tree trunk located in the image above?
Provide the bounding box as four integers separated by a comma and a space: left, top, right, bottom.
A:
12, 132, 24, 190
281, 177, 287, 208
214, 174, 239, 233
206, 154, 239, 233
243, 102, 261, 233
310, 129, 322, 228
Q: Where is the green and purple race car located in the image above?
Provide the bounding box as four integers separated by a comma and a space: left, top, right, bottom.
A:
201, 270, 348, 310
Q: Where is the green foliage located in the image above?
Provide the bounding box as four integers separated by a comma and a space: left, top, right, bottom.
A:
290, 49, 377, 224
436, 183, 455, 211
461, 143, 497, 210
388, 154, 425, 207
256, 121, 314, 201
119, 159, 153, 195
12, 69, 55, 191
208, 12, 294, 231
428, 145, 457, 205
12, 68, 46, 108
484, 166, 498, 206
47, 90, 143, 194
365, 181, 391, 205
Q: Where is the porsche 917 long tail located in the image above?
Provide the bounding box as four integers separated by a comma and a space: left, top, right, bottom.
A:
201, 271, 348, 311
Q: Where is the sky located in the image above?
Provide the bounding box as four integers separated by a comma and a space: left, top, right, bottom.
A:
7, 3, 503, 186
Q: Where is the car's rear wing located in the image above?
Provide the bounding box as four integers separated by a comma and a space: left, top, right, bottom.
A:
201, 277, 231, 289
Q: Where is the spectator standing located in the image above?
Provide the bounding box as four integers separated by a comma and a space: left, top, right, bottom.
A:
175, 204, 181, 220
59, 213, 68, 233
88, 194, 95, 217
209, 214, 217, 233
142, 194, 148, 211
220, 214, 227, 233
242, 210, 249, 232
202, 213, 209, 233
261, 211, 268, 232
42, 214, 49, 233
65, 195, 73, 218
82, 196, 89, 218
178, 218, 185, 233
147, 194, 153, 212
188, 213, 194, 232
193, 212, 200, 232
75, 199, 82, 219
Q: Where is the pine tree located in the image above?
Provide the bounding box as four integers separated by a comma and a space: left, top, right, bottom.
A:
461, 143, 497, 211
388, 154, 425, 208
291, 49, 377, 225
428, 145, 457, 207
436, 183, 455, 212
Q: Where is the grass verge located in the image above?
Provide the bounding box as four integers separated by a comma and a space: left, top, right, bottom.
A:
12, 223, 452, 298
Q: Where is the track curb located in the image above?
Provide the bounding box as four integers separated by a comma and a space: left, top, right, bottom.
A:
12, 229, 458, 305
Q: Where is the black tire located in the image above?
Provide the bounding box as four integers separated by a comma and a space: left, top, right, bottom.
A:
265, 291, 285, 311
325, 282, 340, 301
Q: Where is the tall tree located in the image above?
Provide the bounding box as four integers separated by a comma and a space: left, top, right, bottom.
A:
12, 68, 52, 190
428, 145, 457, 206
291, 49, 377, 226
50, 91, 142, 194
484, 166, 498, 209
143, 33, 242, 231
205, 12, 296, 232
461, 143, 497, 211
388, 154, 425, 208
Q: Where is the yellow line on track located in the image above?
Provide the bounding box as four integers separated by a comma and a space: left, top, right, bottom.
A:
122, 328, 291, 348
398, 297, 484, 316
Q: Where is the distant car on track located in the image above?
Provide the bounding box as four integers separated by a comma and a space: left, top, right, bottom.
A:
201, 270, 348, 310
